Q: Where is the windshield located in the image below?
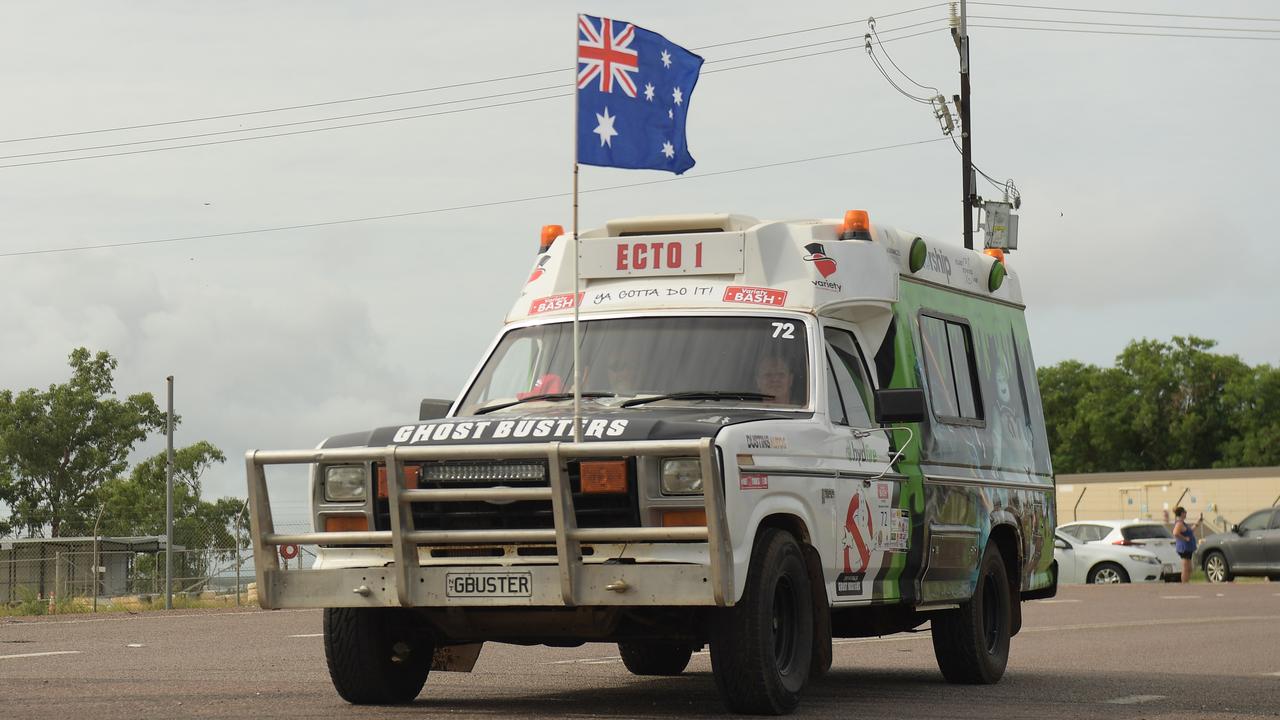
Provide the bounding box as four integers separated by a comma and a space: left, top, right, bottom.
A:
458, 316, 809, 415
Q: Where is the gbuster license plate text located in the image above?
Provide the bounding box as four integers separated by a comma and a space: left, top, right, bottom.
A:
445, 572, 533, 598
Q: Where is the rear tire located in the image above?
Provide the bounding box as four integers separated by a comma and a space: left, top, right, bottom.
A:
1086, 562, 1129, 584
1203, 551, 1232, 583
324, 607, 433, 705
710, 528, 814, 715
618, 641, 695, 676
931, 542, 1011, 684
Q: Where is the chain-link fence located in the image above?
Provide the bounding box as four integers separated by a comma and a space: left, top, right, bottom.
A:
0, 502, 323, 615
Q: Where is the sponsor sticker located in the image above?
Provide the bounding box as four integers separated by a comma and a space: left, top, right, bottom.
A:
446, 572, 532, 598
739, 473, 768, 490
529, 292, 585, 315
722, 286, 787, 307
745, 434, 787, 450
835, 572, 864, 597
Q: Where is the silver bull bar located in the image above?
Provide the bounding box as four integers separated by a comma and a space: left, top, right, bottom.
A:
245, 438, 733, 608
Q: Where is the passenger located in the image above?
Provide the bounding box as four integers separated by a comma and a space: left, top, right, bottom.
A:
755, 354, 801, 406
1172, 506, 1202, 583
605, 352, 642, 395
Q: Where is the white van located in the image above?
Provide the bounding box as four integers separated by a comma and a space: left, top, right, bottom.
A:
246, 211, 1056, 714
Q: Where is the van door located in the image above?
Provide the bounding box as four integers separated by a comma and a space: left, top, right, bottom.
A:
822, 324, 895, 601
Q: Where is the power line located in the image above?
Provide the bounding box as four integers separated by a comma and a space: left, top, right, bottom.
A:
868, 17, 941, 97
0, 25, 948, 170
968, 2, 1280, 23
970, 23, 1280, 41
0, 19, 950, 163
970, 15, 1280, 34
0, 137, 948, 258
0, 3, 947, 146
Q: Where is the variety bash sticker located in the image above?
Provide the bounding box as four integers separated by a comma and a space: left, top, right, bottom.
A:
722, 286, 787, 307
529, 292, 584, 315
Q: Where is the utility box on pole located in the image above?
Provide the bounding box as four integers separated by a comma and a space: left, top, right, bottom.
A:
982, 200, 1018, 250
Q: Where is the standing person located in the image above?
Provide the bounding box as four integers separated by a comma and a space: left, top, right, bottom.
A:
1172, 506, 1202, 583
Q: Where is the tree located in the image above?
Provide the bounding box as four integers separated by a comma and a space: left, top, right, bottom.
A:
0, 348, 165, 537
1038, 336, 1258, 474
97, 441, 245, 549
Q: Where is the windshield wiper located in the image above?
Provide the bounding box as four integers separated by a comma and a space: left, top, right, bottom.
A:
475, 392, 615, 415
621, 390, 773, 408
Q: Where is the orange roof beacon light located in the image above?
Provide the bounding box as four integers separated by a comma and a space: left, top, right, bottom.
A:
983, 247, 1006, 264
539, 224, 564, 253
839, 210, 872, 241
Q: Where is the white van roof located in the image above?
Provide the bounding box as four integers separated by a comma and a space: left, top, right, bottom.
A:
508, 213, 1023, 323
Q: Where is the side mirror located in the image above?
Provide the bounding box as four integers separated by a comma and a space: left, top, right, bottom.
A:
419, 398, 452, 421
1054, 538, 1071, 550
1232, 524, 1242, 535
874, 388, 927, 424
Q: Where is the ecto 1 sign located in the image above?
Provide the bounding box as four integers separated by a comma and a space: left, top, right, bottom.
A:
578, 232, 744, 279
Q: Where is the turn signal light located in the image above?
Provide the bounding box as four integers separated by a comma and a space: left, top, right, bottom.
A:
376, 465, 420, 498
840, 210, 871, 240
580, 460, 628, 494
540, 224, 565, 252
325, 515, 369, 532
662, 509, 707, 527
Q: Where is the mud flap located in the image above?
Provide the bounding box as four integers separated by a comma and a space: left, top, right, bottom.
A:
431, 642, 484, 672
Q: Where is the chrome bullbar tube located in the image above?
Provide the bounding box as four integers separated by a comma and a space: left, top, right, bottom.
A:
245, 438, 732, 609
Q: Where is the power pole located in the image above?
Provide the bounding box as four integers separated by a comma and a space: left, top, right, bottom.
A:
165, 375, 174, 610
953, 0, 976, 250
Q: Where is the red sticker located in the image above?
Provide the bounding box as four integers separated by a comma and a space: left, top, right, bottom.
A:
529, 292, 584, 315
740, 473, 769, 490
722, 286, 787, 306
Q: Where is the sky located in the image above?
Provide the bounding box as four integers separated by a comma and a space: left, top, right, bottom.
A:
1, 1, 1277, 523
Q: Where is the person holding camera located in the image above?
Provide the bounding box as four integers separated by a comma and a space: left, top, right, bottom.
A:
1172, 506, 1202, 583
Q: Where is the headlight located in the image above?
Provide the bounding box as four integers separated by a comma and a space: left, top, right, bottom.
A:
661, 458, 703, 495
1129, 554, 1160, 564
324, 465, 367, 502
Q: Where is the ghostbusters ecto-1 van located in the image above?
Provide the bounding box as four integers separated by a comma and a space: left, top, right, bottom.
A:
245, 210, 1056, 715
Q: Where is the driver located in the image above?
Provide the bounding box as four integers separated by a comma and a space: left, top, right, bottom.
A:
755, 354, 800, 406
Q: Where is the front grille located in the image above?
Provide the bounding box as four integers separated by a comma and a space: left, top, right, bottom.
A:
372, 458, 638, 533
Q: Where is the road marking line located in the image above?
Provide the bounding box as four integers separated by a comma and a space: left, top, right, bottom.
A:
289, 633, 323, 638
550, 655, 621, 665
1265, 671, 1280, 677
0, 607, 314, 627
1159, 595, 1201, 599
1022, 615, 1280, 634
1106, 694, 1165, 705
1034, 599, 1080, 604
0, 650, 82, 661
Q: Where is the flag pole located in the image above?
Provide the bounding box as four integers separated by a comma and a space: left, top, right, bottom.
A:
571, 14, 584, 444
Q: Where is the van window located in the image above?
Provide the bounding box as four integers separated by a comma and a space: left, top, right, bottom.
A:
826, 360, 847, 425
919, 314, 983, 424
826, 348, 873, 427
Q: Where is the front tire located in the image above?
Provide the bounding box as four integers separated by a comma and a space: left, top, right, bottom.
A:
1087, 562, 1129, 584
618, 641, 695, 676
324, 608, 433, 705
710, 528, 814, 715
1203, 551, 1232, 583
931, 542, 1011, 684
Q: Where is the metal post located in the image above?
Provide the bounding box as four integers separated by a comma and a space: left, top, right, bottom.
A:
92, 505, 105, 613
957, 0, 975, 249
235, 501, 245, 607
1072, 486, 1088, 522
571, 16, 584, 444
165, 375, 174, 610
53, 551, 62, 614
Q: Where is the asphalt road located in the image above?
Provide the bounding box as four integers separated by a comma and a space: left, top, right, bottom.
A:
2, 583, 1278, 719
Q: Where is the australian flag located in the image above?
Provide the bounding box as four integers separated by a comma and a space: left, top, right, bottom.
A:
576, 15, 703, 175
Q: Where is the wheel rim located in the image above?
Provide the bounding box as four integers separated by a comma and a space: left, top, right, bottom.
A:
981, 569, 1003, 653
1094, 566, 1122, 584
771, 577, 798, 675
1206, 555, 1226, 582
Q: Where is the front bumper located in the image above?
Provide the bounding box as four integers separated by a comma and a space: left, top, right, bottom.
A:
246, 438, 733, 609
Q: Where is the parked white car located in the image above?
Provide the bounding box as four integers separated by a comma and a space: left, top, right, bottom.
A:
1057, 520, 1180, 581
1053, 532, 1164, 584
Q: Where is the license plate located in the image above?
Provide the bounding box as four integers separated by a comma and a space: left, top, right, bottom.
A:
445, 572, 532, 598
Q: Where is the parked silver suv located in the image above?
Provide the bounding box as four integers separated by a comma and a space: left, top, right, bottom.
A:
1196, 507, 1280, 583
